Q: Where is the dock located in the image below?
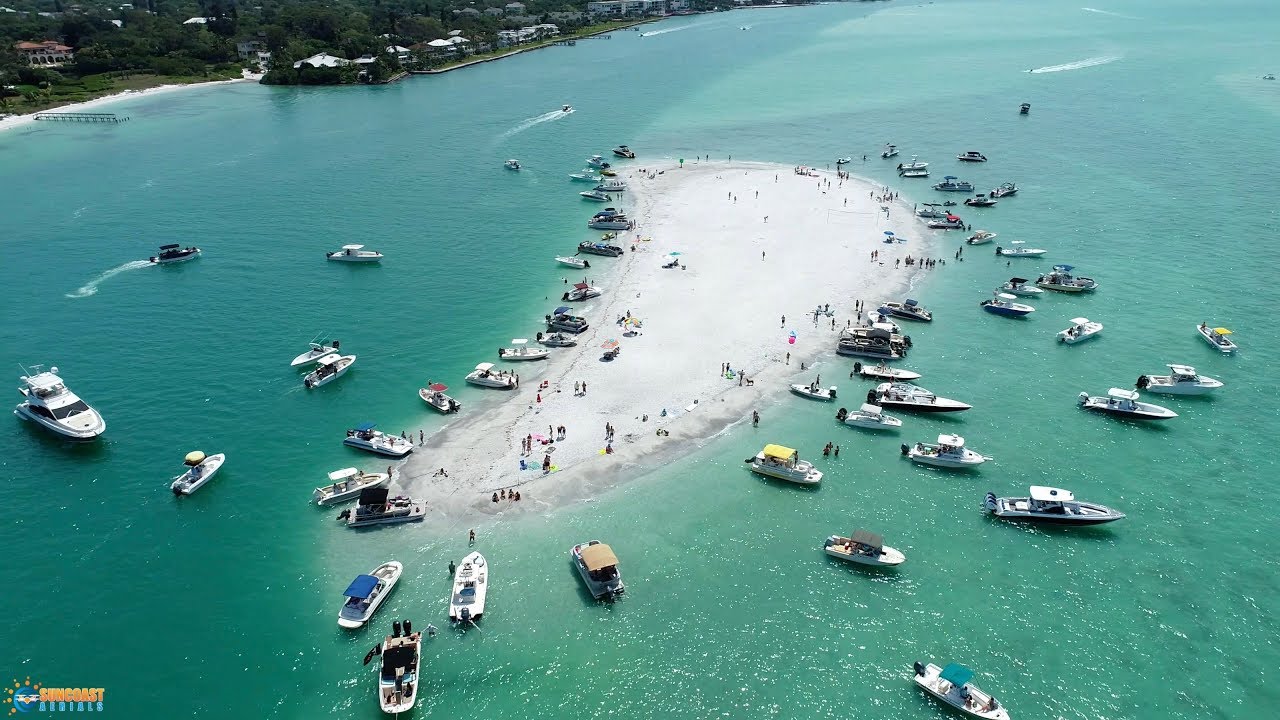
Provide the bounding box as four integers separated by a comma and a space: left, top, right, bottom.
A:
33, 112, 129, 123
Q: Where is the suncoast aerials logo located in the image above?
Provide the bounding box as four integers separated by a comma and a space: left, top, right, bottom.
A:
6, 678, 105, 714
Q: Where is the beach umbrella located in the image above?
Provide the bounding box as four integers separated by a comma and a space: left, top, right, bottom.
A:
429, 383, 448, 392
624, 317, 641, 327
883, 231, 895, 237
788, 330, 797, 345
602, 339, 619, 349
667, 251, 682, 256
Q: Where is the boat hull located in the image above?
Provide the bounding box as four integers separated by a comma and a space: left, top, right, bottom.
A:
750, 459, 822, 485
878, 400, 970, 413
913, 663, 1009, 720
171, 454, 226, 495
337, 561, 402, 628
343, 437, 413, 457
790, 385, 836, 401
14, 404, 106, 439
1143, 380, 1221, 395
982, 303, 1033, 317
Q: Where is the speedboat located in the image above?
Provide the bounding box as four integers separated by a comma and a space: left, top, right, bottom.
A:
14, 366, 106, 439
498, 339, 549, 361
881, 143, 899, 159
986, 487, 1125, 525
291, 338, 341, 367
599, 168, 617, 177
327, 244, 383, 262
562, 282, 602, 302
372, 620, 422, 714
338, 561, 402, 628
337, 487, 426, 527
871, 382, 971, 412
896, 156, 928, 173
594, 179, 627, 193
1057, 317, 1102, 344
1020, 102, 1031, 114
577, 240, 625, 256
903, 434, 990, 468
836, 403, 903, 430
964, 194, 997, 207
587, 209, 633, 231
980, 292, 1035, 317
824, 530, 905, 566
580, 189, 612, 202
990, 182, 1018, 198
465, 362, 517, 388
546, 308, 589, 334
836, 326, 910, 360
418, 382, 460, 413
504, 159, 520, 170
913, 662, 1009, 720
933, 176, 974, 192
861, 311, 902, 333
149, 243, 201, 264
995, 241, 1045, 257
1035, 265, 1097, 292
170, 451, 225, 495
569, 170, 601, 182
1197, 324, 1237, 353
1265, 75, 1277, 81
927, 215, 965, 230
536, 331, 577, 347
790, 381, 837, 401
313, 467, 390, 506
916, 203, 950, 219
562, 104, 572, 112
957, 151, 988, 162
1137, 364, 1223, 395
556, 255, 591, 268
344, 423, 414, 457
572, 540, 625, 600
1079, 388, 1178, 420
835, 156, 852, 165
449, 551, 488, 624
303, 353, 356, 388
900, 167, 930, 178
999, 277, 1042, 296
586, 155, 611, 169
878, 299, 932, 322
749, 444, 822, 485
612, 145, 635, 159
852, 361, 920, 381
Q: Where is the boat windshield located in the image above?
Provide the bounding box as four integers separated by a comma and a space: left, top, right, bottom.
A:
51, 399, 91, 419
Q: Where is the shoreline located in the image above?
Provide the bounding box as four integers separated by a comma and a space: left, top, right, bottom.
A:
411, 20, 656, 76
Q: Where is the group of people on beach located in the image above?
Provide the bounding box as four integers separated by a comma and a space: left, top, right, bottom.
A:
491, 487, 522, 503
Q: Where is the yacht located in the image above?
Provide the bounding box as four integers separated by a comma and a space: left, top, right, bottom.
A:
337, 487, 427, 527
594, 179, 627, 193
749, 444, 822, 485
913, 662, 1009, 720
986, 487, 1125, 525
373, 620, 422, 714
871, 382, 971, 412
569, 170, 601, 182
916, 203, 950, 219
612, 145, 636, 159
466, 362, 517, 388
504, 159, 520, 170
290, 337, 341, 367
999, 277, 1042, 296
586, 155, 611, 169
536, 331, 577, 347
418, 382, 461, 413
933, 176, 974, 192
836, 403, 903, 430
562, 282, 602, 302
995, 241, 1045, 257
990, 182, 1018, 198
14, 366, 106, 439
580, 189, 612, 202
1035, 264, 1097, 292
964, 194, 997, 207
1078, 388, 1178, 420
1197, 323, 1237, 353
587, 209, 633, 231
170, 451, 226, 495
824, 530, 905, 567
957, 151, 988, 162
556, 255, 591, 268
861, 311, 902, 333
927, 215, 965, 230
572, 540, 625, 600
344, 423, 414, 457
881, 143, 899, 159
448, 551, 488, 624
980, 292, 1035, 317
903, 434, 990, 468
546, 308, 589, 334
303, 353, 356, 388
577, 240, 625, 256
327, 244, 383, 262
790, 380, 837, 401
313, 467, 390, 506
896, 156, 928, 173
836, 327, 909, 360
149, 243, 201, 264
1057, 317, 1102, 344
852, 361, 920, 381
1137, 365, 1222, 395
877, 299, 932, 322
338, 561, 402, 628
498, 339, 549, 361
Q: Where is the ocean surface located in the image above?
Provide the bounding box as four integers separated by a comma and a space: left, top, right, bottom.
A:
3, 0, 1279, 716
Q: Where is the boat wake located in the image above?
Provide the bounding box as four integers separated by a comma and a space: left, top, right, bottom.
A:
1081, 7, 1140, 19
501, 109, 571, 138
639, 23, 704, 38
1028, 55, 1122, 74
66, 260, 152, 298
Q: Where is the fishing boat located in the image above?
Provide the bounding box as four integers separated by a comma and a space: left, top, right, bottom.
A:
344, 423, 414, 457
748, 444, 822, 485
569, 170, 601, 182
587, 209, 633, 231
465, 362, 517, 389
498, 339, 549, 361
986, 487, 1125, 525
964, 194, 997, 207
586, 155, 611, 169
824, 530, 905, 566
537, 331, 577, 348
1136, 365, 1223, 395
327, 244, 383, 262
990, 182, 1018, 198
594, 179, 627, 193
556, 255, 591, 268
933, 176, 974, 192
562, 282, 602, 302
913, 662, 1009, 720
927, 215, 965, 229
337, 487, 427, 527
338, 561, 402, 628
418, 382, 460, 413
835, 403, 903, 430
314, 467, 390, 506
577, 240, 625, 256
903, 434, 990, 468
852, 361, 920, 381
1020, 102, 1031, 114
1057, 317, 1103, 344
612, 145, 636, 159
916, 203, 950, 219
448, 551, 488, 624
896, 156, 928, 173
572, 540, 625, 600
504, 159, 520, 170
580, 189, 611, 202
1197, 324, 1237, 353
170, 451, 225, 495
369, 620, 422, 714
881, 143, 899, 159
1078, 388, 1178, 420
546, 308, 589, 334
835, 156, 852, 164
1035, 265, 1097, 292
303, 353, 356, 388
877, 299, 932, 322
999, 277, 1042, 296
149, 243, 201, 264
957, 151, 988, 162
980, 292, 1035, 317
790, 380, 837, 401
995, 241, 1045, 257
871, 382, 971, 412
14, 366, 106, 440
290, 337, 341, 367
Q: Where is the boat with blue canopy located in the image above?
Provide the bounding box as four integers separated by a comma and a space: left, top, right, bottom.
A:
338, 561, 402, 628
913, 661, 1009, 719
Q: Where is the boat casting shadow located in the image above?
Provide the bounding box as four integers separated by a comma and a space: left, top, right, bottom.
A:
567, 560, 625, 608
16, 422, 112, 458
982, 513, 1125, 541
824, 555, 908, 582
1079, 411, 1175, 434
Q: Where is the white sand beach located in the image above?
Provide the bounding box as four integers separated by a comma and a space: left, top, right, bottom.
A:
398, 161, 946, 518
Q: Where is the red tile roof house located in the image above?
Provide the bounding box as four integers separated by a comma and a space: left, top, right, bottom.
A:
14, 40, 75, 66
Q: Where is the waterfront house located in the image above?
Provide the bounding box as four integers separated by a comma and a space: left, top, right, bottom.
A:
483, 7, 503, 16
386, 45, 412, 63
13, 40, 74, 66
236, 39, 267, 60
504, 2, 526, 13
587, 0, 669, 16
293, 53, 350, 69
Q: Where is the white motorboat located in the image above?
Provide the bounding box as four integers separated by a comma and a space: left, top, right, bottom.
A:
933, 176, 974, 192
562, 104, 573, 112
990, 182, 1018, 198
1036, 264, 1097, 292
572, 541, 625, 600
170, 451, 226, 495
594, 179, 627, 193
556, 255, 591, 269
986, 487, 1125, 525
966, 230, 997, 245
314, 467, 390, 505
569, 170, 601, 182
14, 366, 106, 440
916, 203, 950, 219
835, 156, 852, 165
149, 243, 201, 264
1197, 324, 1237, 353
448, 551, 488, 624
995, 241, 1045, 257
587, 209, 633, 231
900, 167, 930, 178
790, 381, 837, 401
903, 434, 990, 468
896, 156, 928, 173
586, 155, 611, 169
465, 362, 517, 389
372, 620, 422, 714
338, 561, 402, 628
824, 530, 906, 566
344, 423, 414, 457
877, 298, 932, 322
861, 311, 902, 334
536, 331, 577, 347
999, 277, 1042, 296
1079, 388, 1178, 420
612, 145, 635, 159
913, 662, 1009, 720
749, 444, 822, 485
1057, 317, 1102, 344
498, 339, 549, 361
290, 338, 341, 367
852, 361, 920, 381
1137, 364, 1223, 395
881, 143, 899, 159
964, 194, 997, 207
337, 487, 426, 527
327, 244, 383, 262
580, 189, 612, 201
418, 382, 461, 413
504, 159, 520, 170
957, 150, 988, 162
836, 403, 903, 430
303, 353, 356, 388
928, 215, 965, 229
562, 282, 602, 302
871, 382, 971, 412
980, 292, 1035, 318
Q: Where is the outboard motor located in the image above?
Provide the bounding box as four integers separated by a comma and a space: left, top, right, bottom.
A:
1136, 375, 1149, 389
900, 444, 910, 456
460, 607, 471, 624
984, 492, 998, 511
1078, 392, 1089, 404
392, 620, 402, 638
332, 340, 339, 349
854, 362, 863, 374
829, 387, 837, 399
866, 389, 877, 404
836, 408, 847, 421
403, 619, 413, 636
914, 661, 926, 677
995, 246, 1003, 255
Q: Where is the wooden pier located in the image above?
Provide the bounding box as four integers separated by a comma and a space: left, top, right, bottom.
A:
33, 112, 129, 123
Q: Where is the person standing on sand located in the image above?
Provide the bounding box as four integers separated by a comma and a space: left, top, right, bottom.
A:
762, 251, 766, 260
781, 315, 785, 327
752, 410, 759, 426
786, 352, 790, 365
764, 216, 768, 223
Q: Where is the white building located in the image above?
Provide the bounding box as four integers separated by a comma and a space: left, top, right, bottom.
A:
385, 45, 411, 63
504, 2, 526, 13
293, 53, 349, 69
586, 0, 668, 16
13, 40, 74, 66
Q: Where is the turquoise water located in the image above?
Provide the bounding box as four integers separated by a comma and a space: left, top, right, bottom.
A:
3, 0, 1280, 716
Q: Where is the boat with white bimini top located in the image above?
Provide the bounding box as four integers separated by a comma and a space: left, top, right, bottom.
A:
835, 156, 851, 165
1036, 265, 1097, 292
916, 203, 950, 219
449, 551, 488, 624
980, 292, 1035, 317
536, 331, 577, 347
878, 299, 932, 322
927, 215, 966, 230
1197, 323, 1237, 353
1057, 317, 1103, 344
337, 487, 426, 527
995, 241, 1045, 257
594, 179, 627, 193
556, 255, 591, 269
572, 540, 625, 600
418, 382, 460, 413
836, 403, 903, 430
586, 155, 611, 169
304, 353, 356, 388
881, 143, 899, 159
15, 366, 106, 439
338, 561, 402, 628
871, 382, 971, 412
170, 451, 226, 495
1136, 365, 1223, 395
291, 337, 341, 367
465, 362, 517, 388
748, 444, 822, 485
896, 156, 928, 174
933, 176, 974, 192
580, 189, 612, 202
957, 151, 988, 162
790, 380, 837, 401
327, 244, 383, 262
149, 243, 201, 264
504, 159, 520, 170
852, 361, 920, 381
1079, 388, 1178, 420
966, 230, 998, 245
903, 434, 991, 468
861, 311, 902, 334
990, 182, 1018, 198
824, 530, 906, 566
569, 170, 601, 182
913, 662, 1009, 720
368, 619, 422, 714
562, 282, 602, 302
344, 423, 414, 457
314, 467, 390, 505
498, 339, 549, 361
612, 145, 635, 159
986, 487, 1125, 525
965, 194, 997, 207
999, 277, 1042, 296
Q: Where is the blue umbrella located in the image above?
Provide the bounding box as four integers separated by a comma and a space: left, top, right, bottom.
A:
883, 231, 895, 236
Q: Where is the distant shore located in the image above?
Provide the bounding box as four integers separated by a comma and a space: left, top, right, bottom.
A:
412, 19, 656, 76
